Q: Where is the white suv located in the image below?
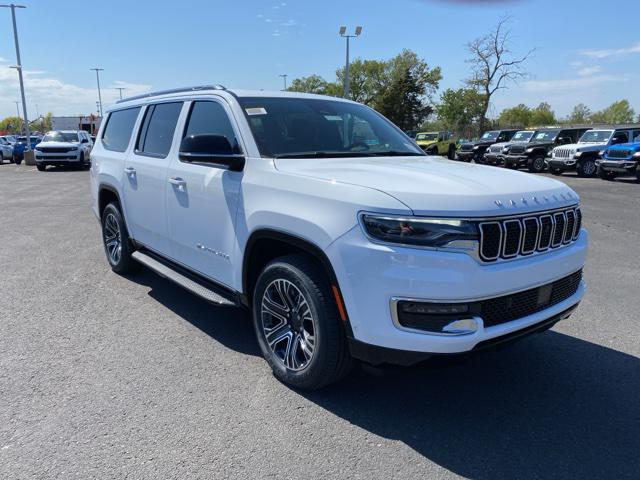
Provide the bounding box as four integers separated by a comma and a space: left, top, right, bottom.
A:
90, 85, 588, 389
35, 130, 93, 171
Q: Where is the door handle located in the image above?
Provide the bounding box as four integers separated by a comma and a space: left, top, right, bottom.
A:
168, 176, 187, 191
124, 167, 136, 175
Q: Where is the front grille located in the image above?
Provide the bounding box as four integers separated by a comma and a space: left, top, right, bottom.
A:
460, 144, 474, 152
554, 148, 573, 159
509, 145, 526, 155
396, 270, 583, 332
38, 147, 72, 153
478, 206, 581, 262
488, 145, 502, 153
480, 270, 582, 327
606, 149, 631, 159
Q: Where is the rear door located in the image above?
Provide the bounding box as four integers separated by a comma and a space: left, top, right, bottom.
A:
122, 101, 184, 256
165, 98, 244, 288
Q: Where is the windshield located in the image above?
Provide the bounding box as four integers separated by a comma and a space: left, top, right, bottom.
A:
42, 131, 79, 143
238, 97, 424, 158
480, 131, 499, 141
416, 133, 438, 141
512, 131, 534, 141
579, 130, 612, 143
532, 130, 560, 142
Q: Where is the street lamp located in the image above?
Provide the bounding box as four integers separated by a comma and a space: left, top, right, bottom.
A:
114, 87, 126, 100
14, 100, 20, 118
339, 25, 362, 99
91, 67, 104, 117
2, 4, 33, 161
278, 74, 288, 91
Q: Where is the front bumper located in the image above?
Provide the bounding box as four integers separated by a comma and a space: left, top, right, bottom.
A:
456, 151, 475, 161
483, 153, 504, 165
598, 159, 638, 174
547, 159, 577, 171
327, 226, 587, 358
504, 155, 529, 167
35, 151, 82, 164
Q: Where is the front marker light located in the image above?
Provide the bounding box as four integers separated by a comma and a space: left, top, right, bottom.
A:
361, 214, 479, 248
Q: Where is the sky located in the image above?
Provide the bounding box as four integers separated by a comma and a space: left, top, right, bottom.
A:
0, 0, 638, 120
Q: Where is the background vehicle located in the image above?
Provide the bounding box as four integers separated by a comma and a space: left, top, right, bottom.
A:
34, 130, 93, 171
597, 136, 640, 181
483, 129, 535, 166
505, 127, 590, 173
12, 136, 42, 164
415, 131, 457, 159
92, 86, 587, 390
456, 129, 519, 162
548, 126, 640, 177
0, 136, 13, 163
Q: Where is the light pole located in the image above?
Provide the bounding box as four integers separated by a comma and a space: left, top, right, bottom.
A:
91, 67, 104, 117
278, 74, 288, 91
14, 101, 20, 118
114, 87, 126, 100
338, 25, 362, 99
2, 4, 32, 162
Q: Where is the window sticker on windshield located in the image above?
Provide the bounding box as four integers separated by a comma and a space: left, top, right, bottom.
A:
323, 115, 342, 121
245, 107, 267, 116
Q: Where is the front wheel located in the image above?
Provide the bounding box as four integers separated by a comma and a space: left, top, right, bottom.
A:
550, 167, 563, 176
101, 203, 137, 273
253, 254, 353, 390
36, 163, 46, 172
577, 158, 597, 177
13, 156, 22, 165
529, 156, 547, 173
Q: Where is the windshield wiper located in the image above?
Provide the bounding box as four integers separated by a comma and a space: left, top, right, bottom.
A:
273, 151, 375, 159
368, 151, 425, 157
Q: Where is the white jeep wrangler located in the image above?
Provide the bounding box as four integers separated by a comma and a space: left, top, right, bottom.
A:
91, 85, 587, 389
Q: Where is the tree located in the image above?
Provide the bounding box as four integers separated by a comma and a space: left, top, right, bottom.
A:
436, 88, 484, 135
465, 17, 533, 133
0, 116, 24, 134
335, 58, 386, 105
287, 75, 336, 95
568, 103, 591, 124
530, 102, 556, 126
590, 100, 635, 124
498, 104, 531, 128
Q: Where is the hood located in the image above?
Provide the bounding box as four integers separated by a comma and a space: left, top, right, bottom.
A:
556, 142, 606, 153
275, 156, 578, 217
415, 139, 437, 145
609, 142, 640, 151
36, 141, 80, 148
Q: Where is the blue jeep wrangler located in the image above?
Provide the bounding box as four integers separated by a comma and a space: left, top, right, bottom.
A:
598, 136, 640, 181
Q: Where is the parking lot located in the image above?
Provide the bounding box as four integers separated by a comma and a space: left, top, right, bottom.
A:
0, 163, 638, 479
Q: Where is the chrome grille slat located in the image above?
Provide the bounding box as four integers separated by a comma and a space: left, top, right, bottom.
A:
479, 207, 581, 262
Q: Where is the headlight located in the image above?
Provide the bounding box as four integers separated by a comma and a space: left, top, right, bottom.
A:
361, 214, 479, 248
574, 151, 583, 158
525, 148, 534, 153
502, 148, 509, 153
633, 152, 640, 158
472, 146, 480, 150
68, 146, 79, 151
599, 150, 605, 156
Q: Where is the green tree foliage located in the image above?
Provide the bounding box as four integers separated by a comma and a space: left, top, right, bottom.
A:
530, 102, 556, 126
568, 103, 591, 124
288, 49, 441, 130
435, 88, 484, 135
498, 104, 531, 127
589, 100, 635, 124
0, 116, 24, 134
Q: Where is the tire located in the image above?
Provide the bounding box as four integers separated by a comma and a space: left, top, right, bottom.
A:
577, 158, 597, 177
36, 164, 46, 172
80, 152, 90, 170
101, 202, 137, 273
426, 145, 438, 156
636, 166, 640, 182
550, 167, 563, 176
598, 167, 616, 181
529, 155, 547, 173
252, 254, 353, 390
13, 156, 22, 165
447, 144, 456, 160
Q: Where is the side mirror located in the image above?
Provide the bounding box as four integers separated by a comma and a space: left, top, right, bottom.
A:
179, 134, 245, 171
81, 138, 89, 144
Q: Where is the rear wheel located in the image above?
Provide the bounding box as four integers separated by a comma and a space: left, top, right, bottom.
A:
253, 254, 353, 390
528, 155, 547, 173
577, 158, 597, 177
101, 202, 137, 273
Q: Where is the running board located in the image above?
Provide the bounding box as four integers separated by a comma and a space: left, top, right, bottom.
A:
132, 251, 237, 307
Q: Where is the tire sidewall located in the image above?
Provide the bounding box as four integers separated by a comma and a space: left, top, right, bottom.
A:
101, 203, 133, 273
252, 261, 334, 389
530, 156, 546, 173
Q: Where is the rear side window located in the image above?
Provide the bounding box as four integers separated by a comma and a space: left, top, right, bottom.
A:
183, 101, 240, 153
136, 102, 183, 157
102, 107, 141, 152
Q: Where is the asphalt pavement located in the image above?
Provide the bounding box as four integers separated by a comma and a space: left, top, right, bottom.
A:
0, 163, 638, 479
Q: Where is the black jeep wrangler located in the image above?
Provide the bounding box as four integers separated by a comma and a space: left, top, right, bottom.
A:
456, 129, 519, 163
504, 127, 591, 173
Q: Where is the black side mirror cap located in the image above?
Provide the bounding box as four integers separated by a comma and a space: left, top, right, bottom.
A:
179, 134, 245, 171
81, 138, 89, 143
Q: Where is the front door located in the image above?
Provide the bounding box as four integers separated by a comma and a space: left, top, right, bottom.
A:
165, 99, 244, 289
122, 101, 184, 256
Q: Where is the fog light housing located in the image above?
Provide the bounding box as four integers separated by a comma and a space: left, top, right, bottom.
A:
393, 300, 479, 335
401, 302, 469, 315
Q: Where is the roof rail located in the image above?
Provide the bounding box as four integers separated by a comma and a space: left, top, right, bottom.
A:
116, 84, 227, 104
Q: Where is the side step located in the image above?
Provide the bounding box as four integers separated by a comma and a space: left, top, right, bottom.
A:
132, 251, 237, 307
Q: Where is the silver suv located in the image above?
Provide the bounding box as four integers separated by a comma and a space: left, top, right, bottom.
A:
34, 130, 93, 171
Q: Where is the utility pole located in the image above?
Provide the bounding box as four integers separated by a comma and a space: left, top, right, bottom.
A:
91, 68, 104, 117
338, 26, 362, 99
278, 74, 288, 91
14, 101, 20, 118
114, 87, 126, 100
2, 3, 33, 163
